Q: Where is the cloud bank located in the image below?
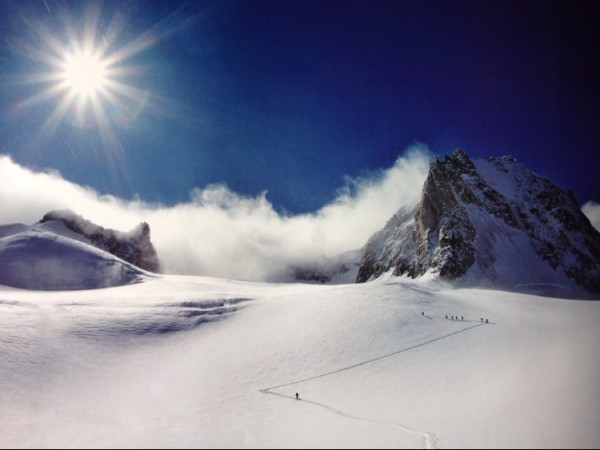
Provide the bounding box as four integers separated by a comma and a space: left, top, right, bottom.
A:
0, 145, 431, 281
582, 201, 600, 233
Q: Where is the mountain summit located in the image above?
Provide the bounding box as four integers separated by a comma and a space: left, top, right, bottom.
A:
357, 149, 600, 298
39, 210, 161, 273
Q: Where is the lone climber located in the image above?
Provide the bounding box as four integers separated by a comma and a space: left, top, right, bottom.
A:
296, 392, 299, 400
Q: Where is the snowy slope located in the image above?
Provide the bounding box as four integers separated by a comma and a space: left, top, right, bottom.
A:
0, 275, 599, 448
0, 221, 150, 290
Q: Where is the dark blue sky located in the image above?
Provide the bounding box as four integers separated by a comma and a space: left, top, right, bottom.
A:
1, 0, 599, 213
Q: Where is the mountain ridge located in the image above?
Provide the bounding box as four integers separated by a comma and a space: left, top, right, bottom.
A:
0, 211, 160, 290
39, 210, 161, 273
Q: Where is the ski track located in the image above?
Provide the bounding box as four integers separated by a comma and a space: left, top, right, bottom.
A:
261, 319, 487, 449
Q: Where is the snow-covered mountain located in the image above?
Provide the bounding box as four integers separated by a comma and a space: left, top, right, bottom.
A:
357, 149, 600, 298
40, 210, 161, 273
0, 212, 160, 290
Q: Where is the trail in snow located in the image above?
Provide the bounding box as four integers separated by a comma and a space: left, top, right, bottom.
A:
260, 321, 487, 449
263, 389, 440, 449
263, 322, 486, 390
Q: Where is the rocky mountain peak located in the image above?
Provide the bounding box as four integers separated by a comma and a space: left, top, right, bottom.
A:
39, 210, 161, 273
357, 150, 600, 298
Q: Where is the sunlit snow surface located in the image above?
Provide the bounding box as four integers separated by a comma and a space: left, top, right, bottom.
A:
1, 275, 599, 448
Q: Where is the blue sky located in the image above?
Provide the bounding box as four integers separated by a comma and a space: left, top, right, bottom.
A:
1, 0, 599, 214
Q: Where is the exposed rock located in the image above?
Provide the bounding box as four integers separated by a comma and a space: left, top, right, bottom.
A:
291, 250, 360, 284
357, 149, 600, 298
39, 210, 161, 273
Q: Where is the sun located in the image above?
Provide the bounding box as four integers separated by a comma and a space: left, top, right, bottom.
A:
12, 1, 193, 161
12, 2, 163, 155
61, 50, 109, 98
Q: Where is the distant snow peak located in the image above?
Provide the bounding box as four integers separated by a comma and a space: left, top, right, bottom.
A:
40, 210, 161, 273
357, 149, 600, 298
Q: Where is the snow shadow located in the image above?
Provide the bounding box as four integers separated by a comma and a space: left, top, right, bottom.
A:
66, 298, 253, 341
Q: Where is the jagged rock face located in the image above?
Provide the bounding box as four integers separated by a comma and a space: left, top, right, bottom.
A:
416, 152, 478, 278
356, 206, 418, 283
39, 210, 161, 273
357, 151, 482, 283
357, 149, 600, 297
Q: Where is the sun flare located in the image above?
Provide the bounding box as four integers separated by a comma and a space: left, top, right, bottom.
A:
14, 2, 172, 160
61, 51, 108, 98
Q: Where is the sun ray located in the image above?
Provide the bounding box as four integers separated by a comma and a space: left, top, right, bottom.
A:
13, 5, 158, 144
10, 1, 203, 172
34, 90, 78, 144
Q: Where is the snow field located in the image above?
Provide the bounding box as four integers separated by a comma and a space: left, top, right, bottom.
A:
0, 276, 599, 448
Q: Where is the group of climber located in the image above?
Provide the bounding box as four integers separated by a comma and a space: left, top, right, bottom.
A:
421, 311, 489, 323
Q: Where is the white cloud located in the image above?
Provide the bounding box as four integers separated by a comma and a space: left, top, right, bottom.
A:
582, 201, 600, 233
0, 145, 431, 281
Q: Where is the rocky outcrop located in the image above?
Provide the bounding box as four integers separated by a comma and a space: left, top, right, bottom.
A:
39, 210, 161, 273
357, 149, 600, 297
290, 250, 360, 284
